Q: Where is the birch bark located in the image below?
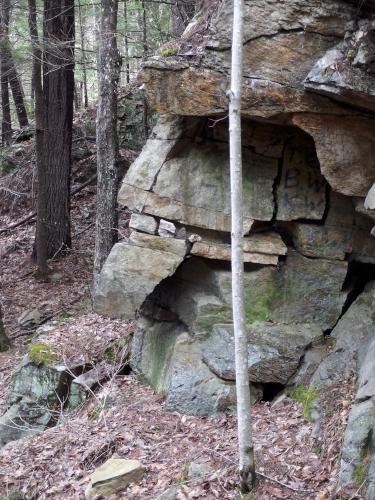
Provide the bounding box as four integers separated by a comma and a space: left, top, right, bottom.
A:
228, 0, 255, 492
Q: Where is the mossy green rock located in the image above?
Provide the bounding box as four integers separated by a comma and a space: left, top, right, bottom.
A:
0, 356, 71, 449
85, 458, 144, 499
131, 250, 347, 414
7, 356, 69, 406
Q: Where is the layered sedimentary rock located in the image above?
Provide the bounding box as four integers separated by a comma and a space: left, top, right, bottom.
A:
94, 1, 375, 496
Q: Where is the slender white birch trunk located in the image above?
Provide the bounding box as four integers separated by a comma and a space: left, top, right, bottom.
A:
228, 0, 255, 492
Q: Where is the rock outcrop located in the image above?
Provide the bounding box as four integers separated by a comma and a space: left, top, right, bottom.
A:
93, 0, 375, 495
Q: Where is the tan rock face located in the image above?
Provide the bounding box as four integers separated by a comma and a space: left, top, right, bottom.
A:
293, 114, 375, 197
85, 459, 144, 500
191, 241, 280, 265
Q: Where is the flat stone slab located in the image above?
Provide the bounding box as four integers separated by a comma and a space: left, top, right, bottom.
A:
85, 458, 144, 500
129, 231, 187, 257
304, 24, 375, 113
129, 213, 157, 235
191, 241, 279, 265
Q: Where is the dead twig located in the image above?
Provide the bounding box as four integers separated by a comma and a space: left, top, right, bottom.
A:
257, 471, 314, 493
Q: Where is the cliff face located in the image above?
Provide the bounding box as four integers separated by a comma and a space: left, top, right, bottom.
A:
94, 1, 375, 496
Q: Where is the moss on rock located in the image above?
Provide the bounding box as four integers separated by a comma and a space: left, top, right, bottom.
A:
28, 343, 58, 366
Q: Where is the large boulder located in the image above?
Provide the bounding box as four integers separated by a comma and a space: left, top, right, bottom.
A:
130, 250, 347, 414
93, 234, 187, 319
201, 323, 323, 384
163, 252, 347, 333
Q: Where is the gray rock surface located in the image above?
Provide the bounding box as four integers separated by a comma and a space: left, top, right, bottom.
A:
158, 219, 176, 238
129, 213, 157, 235
277, 139, 326, 221
93, 236, 187, 319
0, 356, 71, 448
201, 323, 322, 384
165, 334, 237, 416
312, 281, 375, 386
165, 251, 347, 334
130, 249, 347, 414
17, 309, 42, 328
304, 21, 375, 112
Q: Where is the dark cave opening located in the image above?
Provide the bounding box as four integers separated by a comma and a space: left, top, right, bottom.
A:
262, 383, 285, 402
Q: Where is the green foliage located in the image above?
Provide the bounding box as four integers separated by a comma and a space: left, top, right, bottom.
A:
0, 155, 17, 175
353, 462, 368, 485
245, 281, 281, 324
28, 343, 58, 366
353, 448, 370, 485
157, 48, 178, 57
312, 445, 321, 455
56, 310, 72, 322
290, 386, 318, 421
6, 493, 24, 500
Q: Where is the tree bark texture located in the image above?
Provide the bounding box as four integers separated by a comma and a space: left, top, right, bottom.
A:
33, 0, 75, 265
93, 0, 120, 287
7, 49, 29, 129
0, 0, 12, 145
28, 0, 48, 276
78, 0, 88, 107
229, 0, 255, 492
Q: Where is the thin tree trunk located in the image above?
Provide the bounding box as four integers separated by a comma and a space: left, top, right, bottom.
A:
140, 0, 149, 139
7, 49, 29, 128
78, 0, 88, 107
93, 0, 120, 288
228, 0, 255, 492
0, 304, 10, 352
0, 0, 12, 145
28, 0, 48, 277
123, 0, 130, 84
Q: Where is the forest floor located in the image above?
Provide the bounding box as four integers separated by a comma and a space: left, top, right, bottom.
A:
0, 144, 358, 500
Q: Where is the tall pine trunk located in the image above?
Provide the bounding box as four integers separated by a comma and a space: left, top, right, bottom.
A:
28, 0, 48, 277
0, 0, 11, 145
7, 49, 29, 129
33, 0, 75, 275
43, 0, 74, 258
93, 0, 120, 288
78, 0, 88, 107
228, 0, 255, 492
